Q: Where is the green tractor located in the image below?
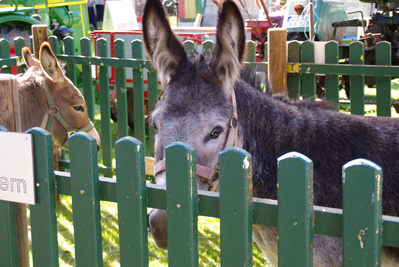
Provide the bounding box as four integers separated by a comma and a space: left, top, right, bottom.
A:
0, 0, 90, 65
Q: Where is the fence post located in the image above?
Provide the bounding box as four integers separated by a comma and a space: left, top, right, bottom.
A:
166, 142, 198, 266
97, 38, 113, 169
63, 37, 77, 85
114, 39, 129, 138
342, 159, 382, 266
14, 37, 26, 74
376, 41, 391, 117
116, 137, 148, 266
0, 125, 19, 267
48, 36, 58, 54
32, 25, 49, 58
220, 148, 253, 267
324, 41, 340, 108
132, 40, 146, 151
301, 41, 316, 99
80, 37, 95, 121
349, 41, 365, 115
147, 68, 158, 156
27, 127, 59, 267
183, 40, 196, 58
69, 132, 103, 266
277, 152, 314, 266
268, 28, 287, 94
202, 40, 214, 58
287, 41, 301, 99
0, 39, 12, 74
4, 40, 31, 263
246, 40, 256, 62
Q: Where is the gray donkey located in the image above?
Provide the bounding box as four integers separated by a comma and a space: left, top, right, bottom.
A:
143, 0, 399, 265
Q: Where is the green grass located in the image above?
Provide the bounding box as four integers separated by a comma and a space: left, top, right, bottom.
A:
47, 195, 266, 267
338, 79, 399, 117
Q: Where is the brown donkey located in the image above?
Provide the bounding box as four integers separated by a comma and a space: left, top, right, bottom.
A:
0, 42, 100, 149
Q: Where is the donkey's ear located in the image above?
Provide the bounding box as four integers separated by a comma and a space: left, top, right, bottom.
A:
39, 42, 65, 84
210, 0, 245, 85
22, 47, 40, 68
142, 0, 187, 83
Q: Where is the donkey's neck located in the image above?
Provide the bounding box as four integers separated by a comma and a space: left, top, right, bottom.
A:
235, 79, 333, 199
16, 75, 48, 132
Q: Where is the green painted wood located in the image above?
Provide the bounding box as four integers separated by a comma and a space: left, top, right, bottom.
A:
324, 41, 339, 108
278, 152, 314, 267
183, 40, 196, 58
0, 58, 16, 67
301, 41, 316, 99
147, 69, 158, 156
14, 37, 26, 74
49, 36, 58, 54
80, 37, 95, 122
382, 216, 399, 248
132, 40, 146, 152
27, 128, 59, 267
219, 148, 253, 267
342, 159, 382, 266
290, 63, 399, 77
53, 167, 399, 248
202, 40, 214, 58
0, 39, 12, 74
116, 137, 148, 266
114, 39, 128, 138
264, 42, 268, 62
376, 41, 391, 117
0, 125, 18, 267
287, 41, 301, 99
246, 40, 256, 62
51, 54, 154, 69
166, 142, 198, 266
69, 133, 103, 266
0, 200, 18, 267
349, 42, 365, 115
30, 35, 33, 52
63, 37, 77, 85
43, 53, 399, 79
96, 38, 113, 168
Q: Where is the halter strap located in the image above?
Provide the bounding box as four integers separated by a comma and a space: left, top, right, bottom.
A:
153, 89, 239, 192
39, 77, 95, 149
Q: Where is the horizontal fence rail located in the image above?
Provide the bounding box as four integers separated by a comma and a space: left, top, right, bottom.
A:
1, 126, 399, 266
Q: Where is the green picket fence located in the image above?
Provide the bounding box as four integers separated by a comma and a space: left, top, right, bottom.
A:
1, 126, 399, 266
1, 36, 399, 177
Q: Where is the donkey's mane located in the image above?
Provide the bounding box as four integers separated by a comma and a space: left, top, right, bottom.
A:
17, 68, 42, 93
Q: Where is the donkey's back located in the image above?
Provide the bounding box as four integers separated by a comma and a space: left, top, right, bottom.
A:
236, 82, 399, 266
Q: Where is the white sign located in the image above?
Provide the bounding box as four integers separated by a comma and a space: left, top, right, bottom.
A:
0, 132, 36, 205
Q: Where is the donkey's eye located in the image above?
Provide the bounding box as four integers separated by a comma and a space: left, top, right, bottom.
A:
73, 105, 84, 112
152, 122, 158, 133
210, 127, 223, 139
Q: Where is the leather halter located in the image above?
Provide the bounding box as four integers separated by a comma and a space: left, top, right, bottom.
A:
153, 89, 239, 192
39, 77, 95, 149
